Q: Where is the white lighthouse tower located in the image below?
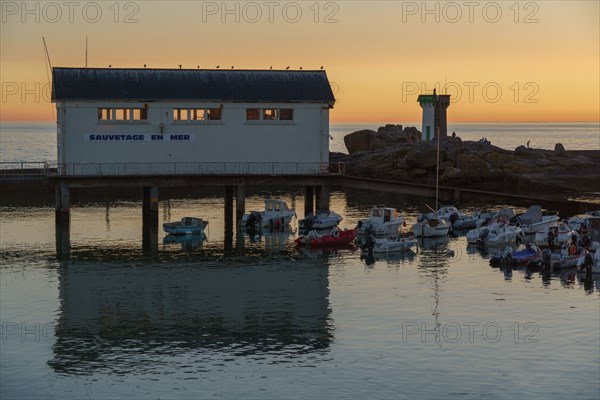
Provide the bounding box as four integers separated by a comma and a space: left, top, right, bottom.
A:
418, 88, 450, 141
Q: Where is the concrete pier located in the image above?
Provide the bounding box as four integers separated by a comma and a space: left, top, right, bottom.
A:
224, 186, 234, 254
236, 184, 246, 222
55, 182, 70, 215
305, 186, 314, 216
55, 213, 70, 260
142, 186, 159, 256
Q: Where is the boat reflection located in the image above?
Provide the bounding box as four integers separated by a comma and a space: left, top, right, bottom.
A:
49, 256, 334, 375
162, 232, 206, 252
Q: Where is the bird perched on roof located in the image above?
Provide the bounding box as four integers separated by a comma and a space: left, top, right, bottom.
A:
216, 65, 220, 69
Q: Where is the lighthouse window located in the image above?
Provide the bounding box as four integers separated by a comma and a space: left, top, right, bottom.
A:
98, 108, 112, 120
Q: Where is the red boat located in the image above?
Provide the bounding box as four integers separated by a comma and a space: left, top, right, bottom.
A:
296, 227, 358, 247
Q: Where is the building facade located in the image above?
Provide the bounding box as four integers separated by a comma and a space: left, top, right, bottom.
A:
52, 68, 335, 175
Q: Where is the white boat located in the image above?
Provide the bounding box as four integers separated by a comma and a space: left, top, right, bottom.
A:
475, 208, 515, 228
474, 224, 525, 247
163, 217, 208, 235
299, 210, 343, 230
412, 213, 451, 238
566, 214, 596, 234
371, 235, 417, 253
515, 205, 560, 234
534, 223, 578, 249
241, 199, 296, 229
435, 205, 486, 230
550, 245, 589, 270
577, 242, 600, 273
357, 207, 405, 236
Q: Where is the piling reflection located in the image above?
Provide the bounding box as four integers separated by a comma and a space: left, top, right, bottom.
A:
49, 256, 334, 375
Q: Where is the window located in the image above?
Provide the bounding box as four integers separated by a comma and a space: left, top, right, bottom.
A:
279, 108, 294, 120
263, 109, 278, 121
132, 108, 148, 121
207, 108, 221, 120
97, 107, 147, 123
246, 108, 294, 122
174, 107, 221, 122
191, 109, 205, 121
173, 108, 188, 121
246, 108, 260, 121
115, 108, 131, 121
98, 108, 112, 120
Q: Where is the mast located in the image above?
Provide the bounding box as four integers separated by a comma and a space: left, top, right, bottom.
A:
436, 127, 440, 210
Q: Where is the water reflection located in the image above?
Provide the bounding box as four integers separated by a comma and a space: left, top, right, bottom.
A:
49, 257, 334, 375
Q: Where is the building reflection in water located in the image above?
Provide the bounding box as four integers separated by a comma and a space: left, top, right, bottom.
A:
49, 250, 334, 375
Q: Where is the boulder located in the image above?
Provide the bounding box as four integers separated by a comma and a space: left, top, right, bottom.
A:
344, 125, 421, 154
405, 142, 439, 169
344, 129, 378, 154
554, 143, 566, 155
455, 153, 492, 180
485, 152, 508, 168
402, 126, 421, 142
441, 167, 464, 180
515, 145, 531, 156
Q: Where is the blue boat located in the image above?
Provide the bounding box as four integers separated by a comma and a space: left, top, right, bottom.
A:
490, 244, 541, 267
163, 217, 208, 235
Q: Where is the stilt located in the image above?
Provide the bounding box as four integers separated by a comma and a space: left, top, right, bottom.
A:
305, 186, 314, 216
318, 183, 330, 211
236, 184, 246, 222
224, 186, 234, 254
55, 182, 70, 215
142, 186, 159, 256
55, 212, 70, 260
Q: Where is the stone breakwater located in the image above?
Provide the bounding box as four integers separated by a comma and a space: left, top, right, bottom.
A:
333, 126, 600, 199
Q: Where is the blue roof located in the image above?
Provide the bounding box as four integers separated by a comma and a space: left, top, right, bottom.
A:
52, 67, 335, 104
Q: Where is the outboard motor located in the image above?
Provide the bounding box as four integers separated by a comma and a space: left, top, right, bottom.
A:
477, 228, 490, 249
449, 213, 459, 226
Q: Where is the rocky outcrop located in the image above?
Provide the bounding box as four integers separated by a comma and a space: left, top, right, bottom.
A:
334, 133, 600, 198
344, 125, 421, 154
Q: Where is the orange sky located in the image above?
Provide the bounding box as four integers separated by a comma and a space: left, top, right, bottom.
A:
1, 1, 598, 123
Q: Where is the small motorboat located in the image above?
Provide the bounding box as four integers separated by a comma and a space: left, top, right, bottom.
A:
435, 205, 485, 230
163, 217, 208, 235
370, 235, 417, 254
533, 223, 578, 249
490, 243, 542, 267
295, 227, 357, 247
577, 242, 600, 274
357, 207, 405, 236
474, 208, 515, 228
468, 223, 524, 247
549, 242, 589, 270
299, 210, 343, 230
241, 199, 296, 229
513, 205, 560, 234
412, 213, 451, 238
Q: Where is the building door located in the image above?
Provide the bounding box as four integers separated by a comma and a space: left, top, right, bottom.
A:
426, 126, 431, 141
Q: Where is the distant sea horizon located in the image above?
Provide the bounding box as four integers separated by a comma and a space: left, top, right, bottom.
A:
1, 121, 598, 162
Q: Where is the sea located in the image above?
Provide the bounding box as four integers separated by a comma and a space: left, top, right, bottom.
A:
1, 122, 599, 399
0, 122, 599, 161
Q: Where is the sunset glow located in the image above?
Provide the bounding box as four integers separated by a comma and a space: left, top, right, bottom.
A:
1, 1, 598, 123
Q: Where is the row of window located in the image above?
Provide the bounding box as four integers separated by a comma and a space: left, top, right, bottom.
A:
98, 107, 148, 121
97, 107, 294, 122
246, 108, 294, 121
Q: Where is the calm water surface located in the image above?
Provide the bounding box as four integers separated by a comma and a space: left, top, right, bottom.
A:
1, 189, 599, 399
1, 122, 598, 161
